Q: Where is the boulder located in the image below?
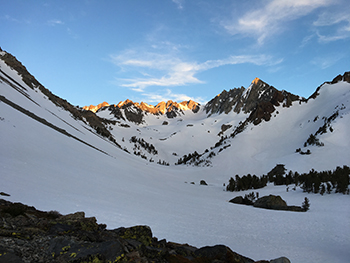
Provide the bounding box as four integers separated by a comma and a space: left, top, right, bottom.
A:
229, 196, 244, 204
270, 256, 291, 263
194, 245, 255, 263
200, 180, 208, 185
253, 195, 287, 210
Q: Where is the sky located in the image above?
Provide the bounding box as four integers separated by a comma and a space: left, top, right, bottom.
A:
1, 0, 350, 106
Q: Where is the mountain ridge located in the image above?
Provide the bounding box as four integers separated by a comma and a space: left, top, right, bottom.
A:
1, 46, 350, 171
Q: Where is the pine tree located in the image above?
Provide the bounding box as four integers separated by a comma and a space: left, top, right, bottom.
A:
302, 197, 310, 211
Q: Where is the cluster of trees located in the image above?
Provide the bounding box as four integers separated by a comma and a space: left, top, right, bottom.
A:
226, 174, 268, 192
315, 111, 338, 136
226, 164, 350, 195
299, 166, 350, 194
304, 134, 324, 147
130, 136, 158, 155
176, 151, 202, 165
267, 165, 350, 194
157, 160, 169, 166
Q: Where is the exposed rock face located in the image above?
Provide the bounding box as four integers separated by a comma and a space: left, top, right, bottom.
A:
0, 199, 290, 263
309, 71, 350, 100
205, 78, 300, 124
85, 99, 200, 119
331, 71, 350, 84
83, 102, 110, 112
85, 99, 201, 124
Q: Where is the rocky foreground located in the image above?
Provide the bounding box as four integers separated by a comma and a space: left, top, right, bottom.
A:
0, 199, 290, 263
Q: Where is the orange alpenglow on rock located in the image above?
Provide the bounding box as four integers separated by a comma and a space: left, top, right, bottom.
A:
252, 77, 260, 85
83, 100, 199, 115
83, 101, 109, 112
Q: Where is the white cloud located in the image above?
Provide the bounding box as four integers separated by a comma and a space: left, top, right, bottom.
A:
47, 19, 64, 26
172, 0, 184, 9
313, 9, 350, 42
141, 89, 205, 104
222, 0, 333, 44
111, 51, 282, 91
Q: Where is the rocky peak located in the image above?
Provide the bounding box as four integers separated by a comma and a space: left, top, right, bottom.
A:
86, 99, 200, 123
331, 71, 350, 84
82, 101, 110, 112
205, 78, 300, 124
308, 71, 350, 100
115, 99, 200, 116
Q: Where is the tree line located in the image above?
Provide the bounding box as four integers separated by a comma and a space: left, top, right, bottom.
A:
226, 164, 350, 194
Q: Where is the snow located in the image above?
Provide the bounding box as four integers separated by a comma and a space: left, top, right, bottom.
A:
1, 59, 350, 262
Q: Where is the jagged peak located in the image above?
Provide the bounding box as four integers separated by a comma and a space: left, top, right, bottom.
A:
84, 99, 200, 116
308, 71, 350, 100
83, 101, 110, 112
252, 77, 260, 85
205, 77, 300, 118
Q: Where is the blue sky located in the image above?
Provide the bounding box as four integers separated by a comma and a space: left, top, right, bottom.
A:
1, 0, 350, 106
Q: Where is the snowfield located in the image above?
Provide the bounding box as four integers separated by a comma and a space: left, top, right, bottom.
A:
1, 58, 350, 262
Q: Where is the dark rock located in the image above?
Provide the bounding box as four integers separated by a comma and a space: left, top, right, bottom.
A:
218, 124, 232, 136
114, 225, 153, 246
270, 256, 291, 263
253, 195, 287, 210
331, 71, 350, 84
205, 87, 245, 115
194, 245, 255, 263
0, 246, 24, 263
253, 195, 304, 212
229, 196, 244, 204
121, 101, 144, 124
0, 199, 290, 262
200, 180, 208, 185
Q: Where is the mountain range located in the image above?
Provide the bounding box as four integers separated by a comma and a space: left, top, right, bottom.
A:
1, 47, 350, 263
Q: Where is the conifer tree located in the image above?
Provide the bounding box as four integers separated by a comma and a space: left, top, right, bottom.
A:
302, 197, 310, 211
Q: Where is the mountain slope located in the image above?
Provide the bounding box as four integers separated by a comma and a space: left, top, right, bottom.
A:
1, 48, 350, 263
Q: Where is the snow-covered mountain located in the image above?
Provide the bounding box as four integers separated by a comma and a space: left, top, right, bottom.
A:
1, 48, 349, 262
80, 70, 350, 174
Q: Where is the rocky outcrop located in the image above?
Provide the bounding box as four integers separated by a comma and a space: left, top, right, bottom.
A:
83, 102, 110, 113
0, 199, 290, 263
230, 195, 305, 212
85, 99, 200, 123
331, 71, 350, 84
205, 78, 300, 124
309, 71, 350, 100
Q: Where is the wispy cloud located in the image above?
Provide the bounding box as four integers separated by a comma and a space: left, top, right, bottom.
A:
111, 50, 282, 91
222, 0, 333, 44
47, 19, 64, 26
313, 9, 350, 42
2, 14, 31, 24
311, 53, 344, 69
141, 89, 205, 104
172, 0, 184, 10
